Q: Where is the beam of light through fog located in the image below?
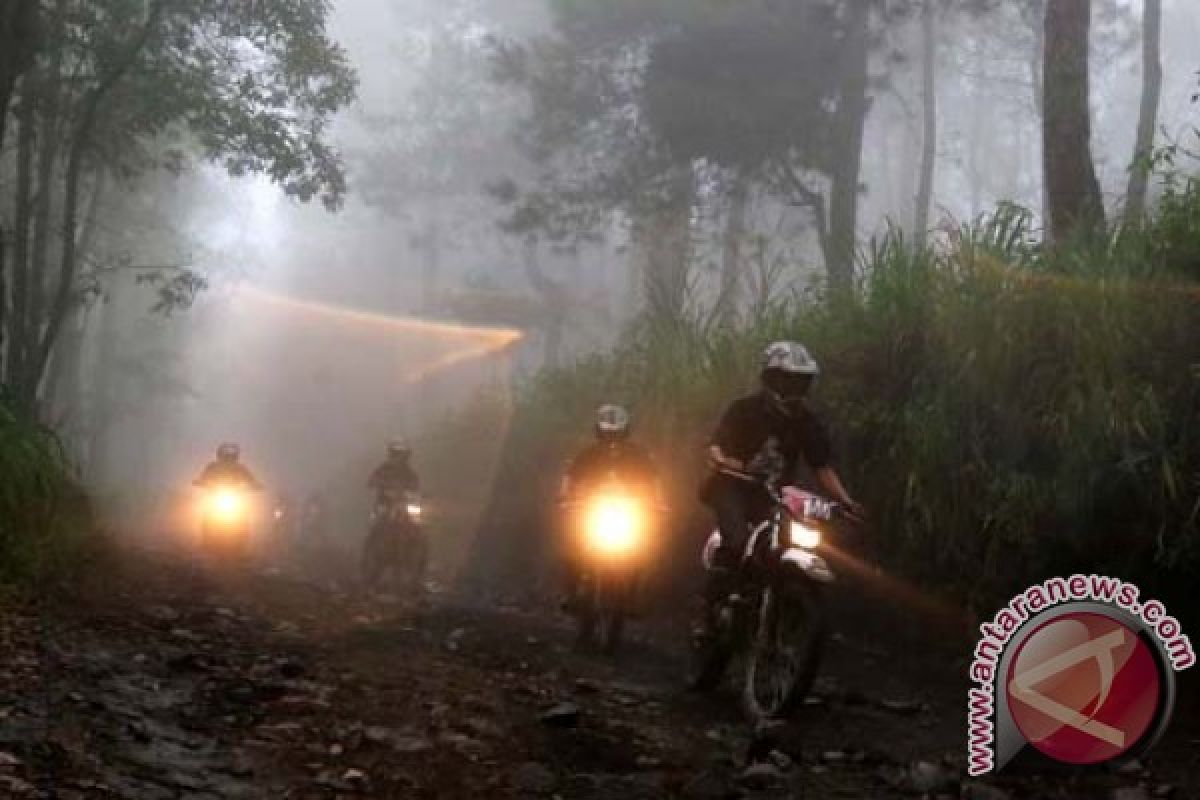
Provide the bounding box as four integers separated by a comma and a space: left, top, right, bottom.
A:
237, 285, 524, 345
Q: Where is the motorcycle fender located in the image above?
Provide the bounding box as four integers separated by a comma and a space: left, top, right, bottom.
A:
780, 548, 835, 583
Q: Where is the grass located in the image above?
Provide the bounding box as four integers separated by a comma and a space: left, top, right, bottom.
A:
0, 396, 94, 599
444, 161, 1200, 612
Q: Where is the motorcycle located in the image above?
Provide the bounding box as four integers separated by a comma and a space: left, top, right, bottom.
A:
197, 482, 257, 562
691, 469, 841, 724
563, 480, 658, 653
361, 489, 427, 592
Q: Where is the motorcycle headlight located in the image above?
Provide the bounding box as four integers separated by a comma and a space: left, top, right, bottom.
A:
406, 503, 423, 518
585, 495, 643, 556
790, 520, 821, 550
210, 489, 246, 524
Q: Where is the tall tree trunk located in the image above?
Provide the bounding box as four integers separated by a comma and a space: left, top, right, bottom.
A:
1125, 0, 1162, 221
827, 0, 871, 292
715, 172, 748, 327
1042, 0, 1105, 243
522, 239, 566, 370
0, 0, 40, 155
10, 82, 36, 401
636, 166, 694, 324
913, 0, 937, 240
32, 1, 165, 405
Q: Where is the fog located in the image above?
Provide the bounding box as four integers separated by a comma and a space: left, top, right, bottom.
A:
16, 0, 1199, 558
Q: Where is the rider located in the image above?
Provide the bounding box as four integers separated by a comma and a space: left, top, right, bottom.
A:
368, 440, 420, 504
700, 342, 862, 602
559, 404, 662, 611
194, 442, 262, 489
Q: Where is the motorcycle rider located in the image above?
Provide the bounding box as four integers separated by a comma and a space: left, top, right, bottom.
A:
194, 443, 262, 489
700, 342, 863, 605
559, 404, 662, 612
368, 440, 420, 503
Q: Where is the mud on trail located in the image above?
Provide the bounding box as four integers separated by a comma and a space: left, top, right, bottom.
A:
1, 549, 1197, 799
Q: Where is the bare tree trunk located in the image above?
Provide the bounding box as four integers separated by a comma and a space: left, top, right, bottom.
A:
32, 1, 165, 405
913, 0, 937, 241
636, 166, 694, 324
1125, 0, 1161, 221
522, 239, 566, 369
827, 0, 870, 291
1042, 0, 1105, 243
0, 0, 40, 155
10, 81, 36, 400
715, 171, 748, 326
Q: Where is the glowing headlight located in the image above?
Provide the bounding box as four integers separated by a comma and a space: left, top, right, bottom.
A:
585, 495, 643, 556
791, 521, 821, 550
273, 508, 285, 521
406, 503, 423, 518
210, 489, 246, 524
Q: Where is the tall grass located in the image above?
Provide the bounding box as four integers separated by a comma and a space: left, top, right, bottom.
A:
455, 180, 1200, 610
0, 397, 93, 597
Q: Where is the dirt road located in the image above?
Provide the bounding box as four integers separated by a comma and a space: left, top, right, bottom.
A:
0, 548, 1196, 799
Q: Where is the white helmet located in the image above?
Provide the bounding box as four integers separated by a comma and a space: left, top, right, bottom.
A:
594, 404, 631, 441
760, 341, 819, 416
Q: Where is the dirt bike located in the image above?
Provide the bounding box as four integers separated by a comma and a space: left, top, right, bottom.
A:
361, 489, 427, 593
562, 480, 661, 653
691, 469, 841, 725
197, 481, 258, 563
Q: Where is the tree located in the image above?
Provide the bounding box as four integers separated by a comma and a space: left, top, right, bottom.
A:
0, 0, 357, 413
914, 0, 938, 239
1125, 0, 1162, 220
1042, 0, 1106, 241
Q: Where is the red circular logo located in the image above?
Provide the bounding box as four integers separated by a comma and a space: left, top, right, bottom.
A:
1006, 612, 1161, 765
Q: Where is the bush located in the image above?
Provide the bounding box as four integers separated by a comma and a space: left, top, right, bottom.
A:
454, 182, 1200, 611
0, 397, 94, 597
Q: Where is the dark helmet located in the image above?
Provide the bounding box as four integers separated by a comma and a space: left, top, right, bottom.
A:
760, 341, 819, 417
216, 442, 241, 462
594, 404, 631, 442
388, 439, 411, 460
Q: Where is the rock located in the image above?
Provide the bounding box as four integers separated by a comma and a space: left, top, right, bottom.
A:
511, 762, 556, 794
1152, 786, 1175, 799
363, 726, 392, 744
1112, 789, 1151, 800
636, 755, 662, 769
1117, 759, 1147, 775
342, 768, 368, 785
820, 750, 847, 764
962, 782, 1012, 800
739, 762, 785, 790
393, 736, 433, 754
574, 678, 601, 694
0, 751, 22, 768
768, 750, 793, 771
0, 774, 35, 794
329, 743, 344, 756
445, 628, 468, 652
540, 702, 581, 727
907, 760, 956, 794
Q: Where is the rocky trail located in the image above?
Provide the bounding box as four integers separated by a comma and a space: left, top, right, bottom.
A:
0, 548, 1197, 799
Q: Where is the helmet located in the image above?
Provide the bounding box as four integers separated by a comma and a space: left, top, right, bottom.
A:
388, 440, 411, 459
594, 404, 631, 442
216, 442, 240, 462
760, 341, 819, 416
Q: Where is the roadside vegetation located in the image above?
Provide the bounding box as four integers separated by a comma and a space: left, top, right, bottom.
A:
0, 398, 93, 597
456, 156, 1200, 612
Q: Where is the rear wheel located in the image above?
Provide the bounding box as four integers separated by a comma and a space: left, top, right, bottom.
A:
741, 578, 825, 724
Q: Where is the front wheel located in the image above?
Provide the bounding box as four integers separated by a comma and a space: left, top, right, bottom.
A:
741, 578, 826, 724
